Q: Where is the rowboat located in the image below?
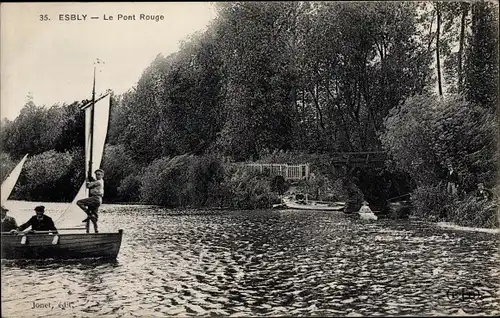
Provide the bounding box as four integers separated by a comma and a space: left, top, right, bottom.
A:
1, 59, 123, 260
274, 194, 346, 211
1, 230, 123, 260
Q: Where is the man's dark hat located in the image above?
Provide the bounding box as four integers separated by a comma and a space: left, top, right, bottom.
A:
34, 205, 45, 212
95, 169, 104, 173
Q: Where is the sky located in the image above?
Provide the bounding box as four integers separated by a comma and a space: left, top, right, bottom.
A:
1, 2, 218, 120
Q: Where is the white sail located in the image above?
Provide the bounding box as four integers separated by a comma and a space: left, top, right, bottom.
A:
1, 154, 28, 205
56, 94, 111, 228
90, 93, 111, 178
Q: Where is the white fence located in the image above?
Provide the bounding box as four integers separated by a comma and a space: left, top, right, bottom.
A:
233, 163, 310, 181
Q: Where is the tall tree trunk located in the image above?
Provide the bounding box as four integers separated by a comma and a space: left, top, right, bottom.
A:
308, 86, 325, 130
458, 2, 468, 89
436, 3, 443, 96
323, 84, 354, 151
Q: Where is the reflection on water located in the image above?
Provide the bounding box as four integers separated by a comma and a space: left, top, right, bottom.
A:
2, 202, 499, 317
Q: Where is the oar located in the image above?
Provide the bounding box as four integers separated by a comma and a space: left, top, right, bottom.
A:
55, 227, 88, 231
387, 193, 411, 202
26, 231, 59, 234
11, 227, 88, 235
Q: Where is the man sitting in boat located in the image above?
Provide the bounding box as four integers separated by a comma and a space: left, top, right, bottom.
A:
1, 206, 18, 232
77, 169, 104, 233
16, 205, 58, 233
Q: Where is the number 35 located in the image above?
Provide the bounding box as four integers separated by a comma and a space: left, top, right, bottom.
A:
39, 14, 49, 21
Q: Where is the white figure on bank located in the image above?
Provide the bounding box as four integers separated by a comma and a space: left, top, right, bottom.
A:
358, 201, 378, 221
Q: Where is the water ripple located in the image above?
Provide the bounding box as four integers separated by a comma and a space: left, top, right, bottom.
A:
2, 204, 499, 317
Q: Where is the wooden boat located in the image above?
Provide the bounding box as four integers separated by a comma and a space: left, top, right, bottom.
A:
1, 230, 123, 260
1, 60, 123, 260
275, 194, 346, 211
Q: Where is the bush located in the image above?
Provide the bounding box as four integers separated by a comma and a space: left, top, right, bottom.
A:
432, 96, 497, 192
1, 152, 16, 183
102, 144, 140, 202
118, 173, 142, 202
222, 166, 278, 209
450, 196, 499, 228
413, 185, 498, 228
139, 154, 227, 208
381, 93, 497, 190
67, 148, 85, 197
140, 154, 195, 206
380, 94, 439, 185
14, 150, 75, 201
188, 154, 227, 207
411, 185, 455, 221
382, 93, 498, 227
270, 175, 290, 196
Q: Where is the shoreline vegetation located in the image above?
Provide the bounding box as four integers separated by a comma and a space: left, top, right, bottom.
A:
1, 2, 498, 228
4, 199, 499, 235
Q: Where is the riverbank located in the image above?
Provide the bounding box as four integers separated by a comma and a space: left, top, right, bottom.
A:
436, 222, 500, 234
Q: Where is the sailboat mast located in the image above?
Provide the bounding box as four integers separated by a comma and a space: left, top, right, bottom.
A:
88, 64, 96, 180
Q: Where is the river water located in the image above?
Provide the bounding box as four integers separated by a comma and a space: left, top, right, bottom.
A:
1, 201, 499, 317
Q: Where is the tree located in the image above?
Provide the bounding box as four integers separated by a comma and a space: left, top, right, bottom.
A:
295, 2, 432, 152
436, 2, 443, 95
464, 1, 499, 110
116, 28, 226, 164
457, 2, 469, 88
213, 2, 298, 160
381, 93, 497, 190
13, 150, 76, 202
101, 144, 139, 202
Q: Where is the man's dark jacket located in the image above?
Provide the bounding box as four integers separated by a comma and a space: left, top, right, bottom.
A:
18, 215, 58, 232
447, 170, 459, 184
1, 216, 18, 232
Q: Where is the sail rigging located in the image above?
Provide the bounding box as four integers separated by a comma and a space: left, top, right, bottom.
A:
1, 154, 28, 205
1, 59, 123, 262
56, 89, 111, 228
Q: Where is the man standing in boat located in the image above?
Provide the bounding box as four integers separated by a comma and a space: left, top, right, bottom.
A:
1, 206, 18, 232
77, 169, 104, 233
16, 206, 58, 233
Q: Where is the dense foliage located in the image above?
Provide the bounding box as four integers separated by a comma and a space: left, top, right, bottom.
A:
381, 94, 497, 187
381, 93, 497, 226
1, 2, 497, 226
1, 152, 16, 184
12, 150, 79, 202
